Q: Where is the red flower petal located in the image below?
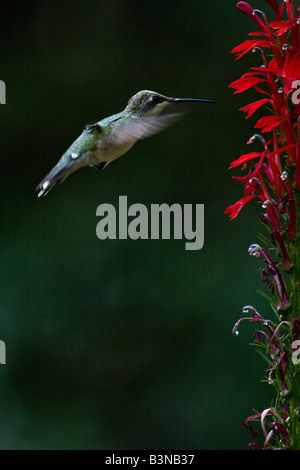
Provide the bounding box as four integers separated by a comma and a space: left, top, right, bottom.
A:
231, 39, 271, 59
255, 115, 284, 132
282, 50, 300, 81
229, 76, 266, 93
236, 2, 268, 34
273, 26, 292, 36
231, 40, 270, 54
269, 143, 297, 157
270, 20, 291, 31
268, 57, 280, 72
229, 152, 263, 169
240, 98, 271, 118
224, 195, 257, 220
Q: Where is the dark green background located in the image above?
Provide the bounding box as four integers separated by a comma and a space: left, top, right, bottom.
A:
0, 0, 278, 449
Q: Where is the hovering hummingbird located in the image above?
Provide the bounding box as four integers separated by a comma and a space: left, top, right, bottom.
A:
37, 90, 215, 197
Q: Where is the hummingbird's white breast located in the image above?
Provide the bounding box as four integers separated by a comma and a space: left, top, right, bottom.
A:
92, 135, 137, 166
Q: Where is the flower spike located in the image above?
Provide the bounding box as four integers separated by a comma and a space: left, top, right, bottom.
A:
228, 0, 300, 449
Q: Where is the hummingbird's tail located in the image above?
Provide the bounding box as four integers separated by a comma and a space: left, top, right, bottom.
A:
36, 160, 74, 197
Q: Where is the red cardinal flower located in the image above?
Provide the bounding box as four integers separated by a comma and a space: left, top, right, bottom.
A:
229, 74, 267, 93
255, 115, 284, 132
228, 0, 300, 451
240, 98, 271, 118
231, 39, 271, 60
224, 194, 258, 220
226, 0, 300, 211
229, 151, 264, 168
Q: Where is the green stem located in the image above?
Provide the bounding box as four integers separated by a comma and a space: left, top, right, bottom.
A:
290, 389, 300, 449
288, 193, 300, 448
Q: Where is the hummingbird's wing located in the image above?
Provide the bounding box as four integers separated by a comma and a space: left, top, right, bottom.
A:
113, 113, 183, 146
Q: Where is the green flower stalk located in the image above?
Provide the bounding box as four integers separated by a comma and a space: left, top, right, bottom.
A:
226, 0, 300, 449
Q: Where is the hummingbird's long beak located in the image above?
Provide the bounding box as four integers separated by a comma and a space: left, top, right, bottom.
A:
167, 97, 215, 104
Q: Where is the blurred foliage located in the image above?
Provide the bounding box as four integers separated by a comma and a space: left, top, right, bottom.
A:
0, 0, 277, 449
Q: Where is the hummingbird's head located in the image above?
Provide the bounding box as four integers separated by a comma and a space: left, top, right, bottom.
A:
124, 90, 215, 117
124, 91, 171, 117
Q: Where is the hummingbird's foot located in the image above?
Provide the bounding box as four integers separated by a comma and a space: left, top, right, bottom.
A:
95, 161, 107, 171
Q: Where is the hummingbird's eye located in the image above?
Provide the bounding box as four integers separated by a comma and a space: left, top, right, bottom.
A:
150, 95, 164, 105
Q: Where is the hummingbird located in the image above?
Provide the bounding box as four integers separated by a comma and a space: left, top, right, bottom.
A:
37, 90, 215, 197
